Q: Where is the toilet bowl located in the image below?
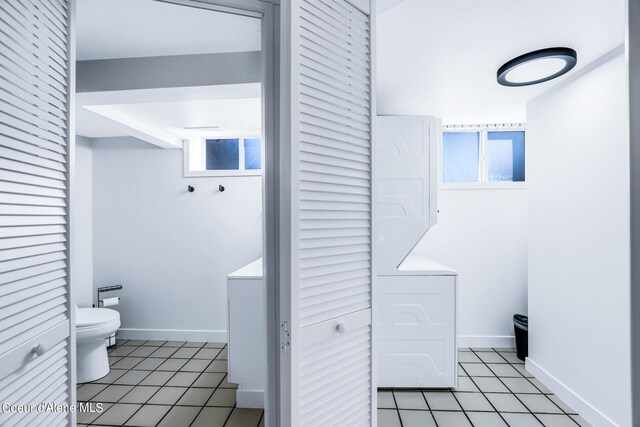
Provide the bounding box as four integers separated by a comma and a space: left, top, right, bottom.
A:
76, 307, 120, 383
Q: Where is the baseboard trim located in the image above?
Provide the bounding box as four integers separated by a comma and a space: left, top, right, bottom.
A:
236, 390, 264, 409
458, 335, 515, 348
118, 328, 227, 343
525, 358, 618, 427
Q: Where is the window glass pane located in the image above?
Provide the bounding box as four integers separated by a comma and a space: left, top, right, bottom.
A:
487, 131, 525, 182
244, 138, 262, 170
205, 139, 239, 170
442, 132, 480, 183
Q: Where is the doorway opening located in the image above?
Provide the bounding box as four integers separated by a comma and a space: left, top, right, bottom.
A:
72, 1, 277, 425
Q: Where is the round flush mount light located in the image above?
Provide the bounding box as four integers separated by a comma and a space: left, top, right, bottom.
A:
497, 47, 577, 87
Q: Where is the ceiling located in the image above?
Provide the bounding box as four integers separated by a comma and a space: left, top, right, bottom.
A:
77, 0, 261, 60
76, 84, 262, 142
76, 0, 262, 146
376, 0, 626, 124
77, 0, 625, 144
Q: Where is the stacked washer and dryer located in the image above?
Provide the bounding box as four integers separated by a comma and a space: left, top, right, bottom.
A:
374, 115, 458, 389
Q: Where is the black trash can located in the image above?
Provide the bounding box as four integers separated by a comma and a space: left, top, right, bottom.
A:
513, 314, 528, 361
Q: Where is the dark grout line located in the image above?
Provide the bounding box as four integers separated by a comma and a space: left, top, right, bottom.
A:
389, 390, 404, 427
221, 402, 237, 427
460, 357, 512, 427
143, 342, 220, 427
84, 340, 242, 427
448, 391, 478, 426
468, 348, 581, 427
377, 348, 583, 427
101, 340, 193, 426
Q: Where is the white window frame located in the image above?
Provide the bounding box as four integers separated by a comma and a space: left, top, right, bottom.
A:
183, 135, 264, 177
440, 123, 527, 190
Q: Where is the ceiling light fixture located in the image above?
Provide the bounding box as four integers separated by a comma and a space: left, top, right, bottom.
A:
497, 47, 577, 87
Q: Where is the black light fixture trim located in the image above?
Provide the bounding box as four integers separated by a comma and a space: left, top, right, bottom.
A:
497, 47, 577, 87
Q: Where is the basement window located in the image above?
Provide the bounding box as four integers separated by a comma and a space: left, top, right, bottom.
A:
184, 136, 263, 177
442, 127, 525, 187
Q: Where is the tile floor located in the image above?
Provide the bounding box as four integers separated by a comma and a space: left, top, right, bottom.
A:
76, 340, 263, 427
79, 343, 589, 427
378, 347, 591, 427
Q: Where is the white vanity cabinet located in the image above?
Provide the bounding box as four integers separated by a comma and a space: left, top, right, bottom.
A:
376, 256, 458, 388
227, 258, 265, 408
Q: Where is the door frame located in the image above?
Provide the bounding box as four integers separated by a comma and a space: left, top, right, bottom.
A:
628, 0, 640, 423
158, 3, 281, 426
68, 1, 78, 425
70, 0, 281, 425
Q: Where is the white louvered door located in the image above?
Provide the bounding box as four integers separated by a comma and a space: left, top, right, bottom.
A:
284, 0, 374, 425
0, 0, 74, 426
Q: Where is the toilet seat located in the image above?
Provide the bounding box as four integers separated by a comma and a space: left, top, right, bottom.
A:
77, 308, 119, 328
76, 308, 120, 341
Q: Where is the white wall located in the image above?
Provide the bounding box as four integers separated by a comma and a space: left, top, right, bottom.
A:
527, 48, 631, 427
72, 136, 94, 307
91, 137, 262, 341
411, 189, 527, 347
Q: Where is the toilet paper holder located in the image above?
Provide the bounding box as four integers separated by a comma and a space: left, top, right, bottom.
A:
96, 285, 123, 348
95, 284, 123, 308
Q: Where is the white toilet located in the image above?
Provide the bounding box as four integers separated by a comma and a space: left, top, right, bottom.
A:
76, 307, 121, 383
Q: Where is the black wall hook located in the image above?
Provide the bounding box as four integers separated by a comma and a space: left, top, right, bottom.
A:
219, 185, 225, 192
187, 185, 195, 193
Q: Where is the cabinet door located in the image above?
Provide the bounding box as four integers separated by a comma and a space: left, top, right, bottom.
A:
0, 0, 74, 425
280, 0, 374, 425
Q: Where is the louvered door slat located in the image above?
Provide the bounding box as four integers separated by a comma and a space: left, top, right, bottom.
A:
0, 146, 67, 172
0, 0, 71, 424
289, 0, 372, 424
301, 276, 370, 299
300, 93, 370, 127
0, 71, 68, 113
301, 0, 369, 39
299, 12, 369, 55
0, 181, 66, 198
0, 86, 67, 129
0, 225, 66, 240
0, 26, 68, 83
8, 1, 69, 48
0, 260, 67, 290
0, 205, 66, 217
300, 180, 370, 195
0, 22, 68, 82
0, 168, 67, 189
300, 103, 370, 131
0, 43, 66, 97
0, 76, 67, 120
0, 234, 66, 251
300, 27, 369, 66
0, 215, 66, 227
0, 111, 67, 147
1, 95, 67, 134
0, 269, 66, 297
0, 156, 67, 180
0, 135, 66, 162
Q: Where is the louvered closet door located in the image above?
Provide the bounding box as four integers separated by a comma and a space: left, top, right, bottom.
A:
292, 0, 373, 425
0, 0, 73, 425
